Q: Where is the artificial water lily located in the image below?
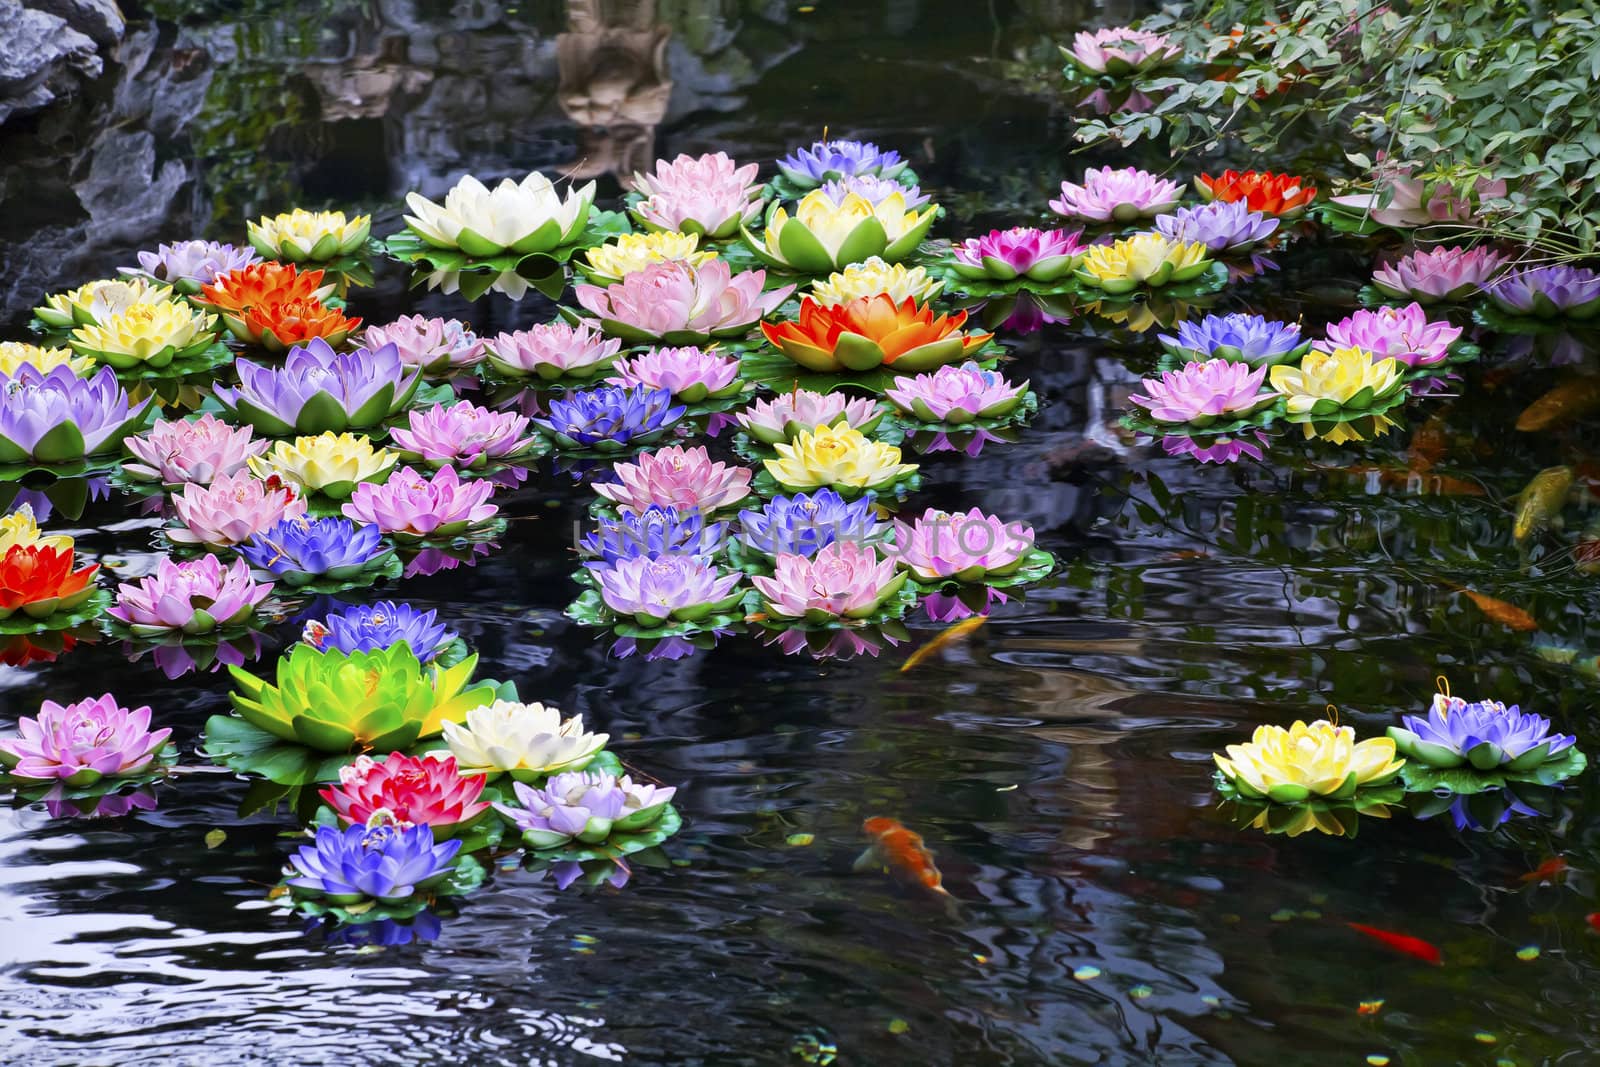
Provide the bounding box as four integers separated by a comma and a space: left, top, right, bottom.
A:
747, 187, 937, 274
67, 298, 217, 370
34, 278, 171, 330
575, 259, 793, 345
581, 505, 726, 566
0, 365, 154, 466
403, 171, 596, 257
0, 543, 100, 621
819, 174, 933, 211
213, 339, 421, 436
248, 432, 397, 500
440, 700, 609, 781
342, 465, 498, 541
760, 294, 992, 373
1317, 303, 1462, 368
883, 363, 1028, 423
1388, 693, 1577, 771
390, 402, 537, 469
1064, 25, 1183, 76
1158, 313, 1310, 366
1371, 246, 1511, 303
303, 601, 456, 661
0, 341, 91, 377
735, 389, 883, 444
108, 554, 271, 636
737, 490, 885, 558
950, 227, 1085, 283
1269, 346, 1404, 418
763, 423, 918, 496
752, 540, 907, 620
235, 297, 362, 353
607, 346, 743, 403
0, 505, 70, 554
1214, 719, 1404, 802
1075, 233, 1212, 293
1484, 265, 1600, 319
120, 240, 260, 292
197, 261, 336, 320
123, 415, 268, 487
595, 555, 743, 626
809, 256, 944, 307
363, 315, 487, 374
1325, 170, 1507, 230
496, 770, 676, 848
1051, 166, 1181, 223
320, 752, 488, 836
594, 445, 753, 515
484, 320, 622, 380
1129, 360, 1274, 426
0, 695, 169, 786
582, 231, 716, 285
285, 822, 462, 904
167, 469, 307, 548
535, 385, 685, 451
890, 506, 1035, 582
1196, 170, 1318, 217
627, 151, 764, 238
248, 208, 370, 263
238, 516, 389, 584
776, 139, 908, 190
1154, 201, 1280, 254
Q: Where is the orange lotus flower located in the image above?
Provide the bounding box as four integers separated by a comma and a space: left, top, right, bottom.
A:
0, 544, 100, 620
760, 294, 993, 373
1195, 170, 1317, 217
198, 262, 331, 316
236, 297, 362, 353
0, 633, 77, 666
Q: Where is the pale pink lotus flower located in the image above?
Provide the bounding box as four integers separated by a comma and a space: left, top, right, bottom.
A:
1066, 26, 1183, 76
1328, 169, 1507, 228
108, 554, 271, 636
890, 506, 1034, 582
1371, 246, 1511, 303
363, 314, 486, 374
124, 414, 268, 486
1315, 303, 1462, 367
168, 469, 307, 547
751, 540, 907, 621
485, 321, 622, 380
594, 444, 753, 515
390, 401, 537, 467
1050, 166, 1181, 223
627, 152, 764, 239
884, 363, 1029, 424
342, 464, 498, 540
606, 346, 743, 403
575, 260, 795, 344
735, 390, 882, 445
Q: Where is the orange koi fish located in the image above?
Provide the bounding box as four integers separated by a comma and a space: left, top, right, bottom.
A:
1586, 913, 1600, 933
1519, 857, 1569, 884
1452, 586, 1539, 632
900, 617, 986, 673
1516, 378, 1600, 432
1347, 923, 1442, 966
856, 817, 953, 904
1512, 466, 1573, 545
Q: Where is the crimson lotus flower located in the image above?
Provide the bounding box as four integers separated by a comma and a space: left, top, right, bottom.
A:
108, 554, 271, 636
484, 321, 622, 380
0, 542, 100, 621
1317, 303, 1462, 368
627, 151, 764, 239
594, 444, 753, 515
735, 389, 884, 444
0, 365, 153, 466
0, 694, 170, 786
891, 507, 1035, 583
1129, 360, 1274, 426
167, 470, 307, 548
595, 554, 744, 627
213, 339, 422, 436
320, 752, 490, 838
342, 464, 498, 540
752, 540, 907, 622
607, 346, 743, 403
1050, 166, 1181, 223
363, 315, 486, 375
1485, 265, 1600, 319
1371, 246, 1511, 304
883, 363, 1028, 423
123, 414, 268, 487
950, 227, 1085, 283
389, 401, 537, 469
574, 259, 794, 346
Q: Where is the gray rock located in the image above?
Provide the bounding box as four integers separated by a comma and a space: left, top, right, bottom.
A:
29, 0, 124, 49
0, 0, 103, 124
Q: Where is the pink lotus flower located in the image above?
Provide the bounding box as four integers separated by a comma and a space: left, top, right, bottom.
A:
1329, 171, 1507, 229
1066, 25, 1183, 76
1129, 360, 1274, 426
950, 227, 1084, 282
627, 152, 764, 239
1050, 166, 1181, 223
363, 315, 486, 375
319, 752, 489, 837
890, 507, 1034, 582
575, 260, 795, 345
342, 464, 498, 541
735, 390, 882, 445
390, 401, 537, 468
168, 469, 306, 547
0, 694, 170, 785
594, 444, 753, 515
884, 363, 1029, 424
1316, 303, 1462, 368
606, 346, 744, 403
484, 321, 622, 380
108, 554, 271, 636
123, 414, 268, 486
1161, 431, 1269, 465
752, 540, 908, 621
1371, 246, 1511, 304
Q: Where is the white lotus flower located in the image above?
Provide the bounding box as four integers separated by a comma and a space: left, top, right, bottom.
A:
403, 172, 597, 257
439, 700, 609, 779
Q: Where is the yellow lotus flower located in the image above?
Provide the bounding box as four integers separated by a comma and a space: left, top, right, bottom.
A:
583, 231, 717, 284
1076, 233, 1211, 293
1269, 347, 1404, 417
0, 505, 72, 554
1214, 719, 1404, 803
752, 189, 936, 273
34, 277, 170, 329
763, 423, 918, 498
0, 341, 93, 377
247, 208, 372, 262
1238, 800, 1393, 838
248, 432, 396, 500
810, 256, 943, 307
70, 299, 218, 370
1301, 411, 1401, 444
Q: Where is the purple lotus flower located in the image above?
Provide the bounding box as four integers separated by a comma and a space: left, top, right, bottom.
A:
109, 554, 272, 636
131, 631, 262, 681
1158, 313, 1309, 366
922, 586, 1008, 622
213, 338, 422, 436
737, 489, 886, 558
0, 695, 171, 786
817, 174, 931, 210
1154, 201, 1280, 254
0, 364, 153, 464
535, 385, 685, 451
363, 315, 486, 374
581, 505, 727, 566
239, 516, 389, 583
1389, 693, 1576, 771
302, 600, 456, 661
606, 346, 743, 403
1160, 432, 1269, 465
950, 227, 1085, 283
1371, 246, 1511, 304
594, 555, 743, 627
884, 363, 1029, 423
494, 770, 675, 848
46, 788, 159, 820
1484, 265, 1600, 319
342, 465, 498, 541
390, 401, 537, 468
1130, 360, 1274, 426
543, 859, 631, 891
286, 822, 462, 904
120, 240, 261, 291
1317, 303, 1462, 368
776, 139, 908, 189
1050, 166, 1181, 223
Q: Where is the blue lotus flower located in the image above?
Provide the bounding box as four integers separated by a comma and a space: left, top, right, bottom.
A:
286, 822, 461, 904
776, 139, 908, 189
534, 385, 684, 451
737, 489, 886, 557
1441, 791, 1543, 831
303, 600, 456, 661
239, 516, 389, 581
1158, 312, 1309, 366
1155, 201, 1280, 254
817, 174, 931, 210
320, 911, 443, 946
581, 505, 727, 567
1389, 695, 1577, 772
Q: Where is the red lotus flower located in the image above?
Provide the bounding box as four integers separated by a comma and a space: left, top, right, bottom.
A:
198, 262, 330, 315
319, 752, 489, 838
760, 294, 993, 373
0, 632, 78, 666
0, 544, 100, 620
1196, 170, 1317, 217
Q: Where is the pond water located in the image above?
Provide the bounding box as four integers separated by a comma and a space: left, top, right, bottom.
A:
3, 1, 1599, 1064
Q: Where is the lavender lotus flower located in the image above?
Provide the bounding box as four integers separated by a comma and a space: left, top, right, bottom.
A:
1050, 166, 1181, 223
884, 363, 1029, 423
1371, 246, 1511, 304
120, 240, 261, 292
1388, 693, 1577, 771
0, 365, 153, 465
108, 554, 271, 636
286, 822, 461, 904
1161, 432, 1269, 465
581, 505, 727, 566
1130, 360, 1274, 426
363, 315, 487, 374
776, 139, 908, 189
302, 600, 456, 661
1158, 313, 1310, 366
535, 385, 685, 451
495, 771, 676, 848
485, 321, 623, 381
607, 347, 743, 404
817, 174, 931, 211
1484, 265, 1600, 319
1316, 303, 1462, 368
390, 401, 537, 469
737, 489, 886, 558
0, 695, 171, 786
238, 516, 389, 584
950, 227, 1085, 283
213, 338, 422, 436
1155, 201, 1280, 254
594, 555, 743, 627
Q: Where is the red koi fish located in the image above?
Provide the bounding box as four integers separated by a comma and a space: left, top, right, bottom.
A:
856, 817, 954, 904
1520, 857, 1569, 884
1585, 913, 1600, 933
1346, 923, 1442, 966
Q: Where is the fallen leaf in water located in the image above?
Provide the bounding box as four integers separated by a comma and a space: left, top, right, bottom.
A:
205, 829, 226, 849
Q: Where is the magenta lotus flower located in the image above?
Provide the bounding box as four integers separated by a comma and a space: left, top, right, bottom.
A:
950, 227, 1085, 283
735, 390, 883, 445
109, 554, 271, 636
595, 555, 744, 627
168, 470, 307, 547
123, 414, 268, 486
884, 363, 1028, 424
484, 321, 622, 381
363, 315, 486, 375
752, 540, 907, 622
627, 152, 764, 239
1129, 360, 1274, 426
607, 346, 743, 403
890, 507, 1034, 583
0, 695, 170, 786
389, 401, 537, 469
1485, 265, 1600, 319
1371, 246, 1511, 304
575, 260, 795, 345
594, 444, 753, 515
1050, 166, 1181, 223
342, 464, 498, 540
1065, 25, 1183, 76
1317, 303, 1462, 368
320, 753, 489, 838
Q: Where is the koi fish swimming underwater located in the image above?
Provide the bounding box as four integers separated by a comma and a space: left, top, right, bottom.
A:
855, 816, 960, 915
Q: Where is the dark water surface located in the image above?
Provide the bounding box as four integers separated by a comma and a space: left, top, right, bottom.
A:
3, 2, 1600, 1064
